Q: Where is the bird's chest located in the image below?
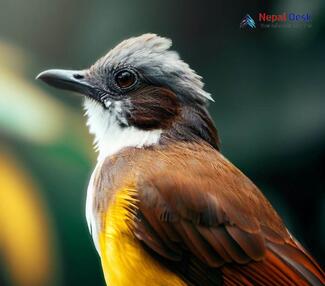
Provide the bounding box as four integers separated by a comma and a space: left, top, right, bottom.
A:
98, 187, 185, 286
87, 158, 185, 286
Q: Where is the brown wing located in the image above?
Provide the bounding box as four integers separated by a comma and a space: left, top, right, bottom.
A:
133, 142, 324, 286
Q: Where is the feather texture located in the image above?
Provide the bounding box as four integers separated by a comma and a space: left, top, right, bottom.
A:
90, 141, 324, 285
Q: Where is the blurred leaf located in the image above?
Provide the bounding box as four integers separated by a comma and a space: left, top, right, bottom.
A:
0, 148, 59, 286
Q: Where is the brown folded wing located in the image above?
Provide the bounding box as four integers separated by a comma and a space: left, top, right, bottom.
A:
133, 143, 324, 285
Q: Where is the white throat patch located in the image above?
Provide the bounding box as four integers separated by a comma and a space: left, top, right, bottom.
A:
83, 98, 162, 161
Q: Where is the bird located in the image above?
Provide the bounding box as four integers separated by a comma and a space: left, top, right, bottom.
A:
37, 33, 324, 286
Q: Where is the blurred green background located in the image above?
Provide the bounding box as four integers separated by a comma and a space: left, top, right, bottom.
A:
0, 1, 324, 285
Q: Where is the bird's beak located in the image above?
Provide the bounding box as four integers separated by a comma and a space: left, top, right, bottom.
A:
36, 69, 94, 96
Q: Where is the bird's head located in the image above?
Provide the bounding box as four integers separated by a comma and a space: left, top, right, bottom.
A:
38, 34, 219, 159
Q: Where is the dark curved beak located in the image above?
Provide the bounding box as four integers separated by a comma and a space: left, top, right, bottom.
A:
36, 69, 94, 95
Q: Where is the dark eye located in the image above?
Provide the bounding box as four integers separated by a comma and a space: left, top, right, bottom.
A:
115, 70, 136, 89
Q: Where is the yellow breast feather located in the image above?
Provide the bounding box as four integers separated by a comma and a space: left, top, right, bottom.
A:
99, 186, 186, 286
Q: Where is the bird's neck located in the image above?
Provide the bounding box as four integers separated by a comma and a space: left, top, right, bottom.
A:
83, 99, 220, 161
161, 104, 220, 150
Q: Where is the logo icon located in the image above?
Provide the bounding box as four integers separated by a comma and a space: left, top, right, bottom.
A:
240, 14, 256, 29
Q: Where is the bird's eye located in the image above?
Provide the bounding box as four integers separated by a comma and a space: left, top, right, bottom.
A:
115, 70, 136, 89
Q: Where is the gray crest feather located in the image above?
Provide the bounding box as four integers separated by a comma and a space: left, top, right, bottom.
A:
96, 33, 214, 104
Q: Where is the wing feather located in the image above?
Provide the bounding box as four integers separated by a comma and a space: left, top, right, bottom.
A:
98, 142, 324, 285
132, 143, 325, 285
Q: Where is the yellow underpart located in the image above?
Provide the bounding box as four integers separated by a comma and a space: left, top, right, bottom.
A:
99, 186, 186, 286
